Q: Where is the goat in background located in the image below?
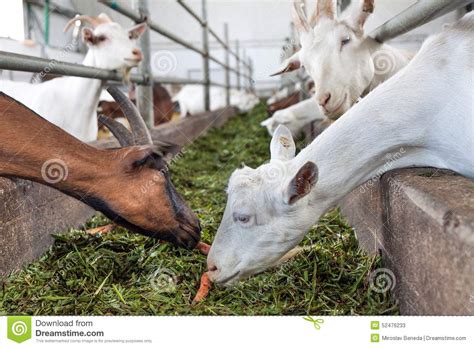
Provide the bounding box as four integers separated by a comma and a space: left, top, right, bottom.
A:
0, 13, 146, 142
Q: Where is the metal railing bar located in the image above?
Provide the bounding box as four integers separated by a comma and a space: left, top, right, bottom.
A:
0, 50, 147, 84
370, 0, 473, 43
177, 0, 205, 26
99, 0, 206, 56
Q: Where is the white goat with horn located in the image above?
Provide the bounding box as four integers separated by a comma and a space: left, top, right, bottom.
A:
0, 13, 146, 142
207, 12, 474, 285
272, 0, 412, 120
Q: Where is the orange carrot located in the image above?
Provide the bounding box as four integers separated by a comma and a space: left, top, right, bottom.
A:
192, 272, 212, 304
196, 242, 211, 255
86, 224, 114, 235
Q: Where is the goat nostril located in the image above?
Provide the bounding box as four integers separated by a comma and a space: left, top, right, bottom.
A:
132, 49, 143, 60
208, 263, 218, 272
319, 92, 331, 107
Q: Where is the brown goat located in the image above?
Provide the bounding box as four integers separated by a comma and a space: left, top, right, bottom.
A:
267, 92, 300, 117
0, 87, 201, 249
99, 84, 175, 127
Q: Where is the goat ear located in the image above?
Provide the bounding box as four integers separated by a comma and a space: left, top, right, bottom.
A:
123, 146, 156, 170
128, 23, 147, 39
155, 142, 182, 163
344, 0, 374, 32
270, 125, 296, 161
260, 118, 275, 136
309, 0, 336, 26
270, 51, 301, 77
81, 27, 96, 45
286, 161, 318, 204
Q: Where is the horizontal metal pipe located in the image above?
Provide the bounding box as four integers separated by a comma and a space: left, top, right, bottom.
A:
152, 77, 205, 85
98, 0, 143, 21
99, 0, 206, 56
177, 0, 205, 26
370, 0, 472, 42
100, 0, 248, 70
0, 51, 147, 83
0, 51, 249, 87
26, 0, 78, 18
208, 27, 227, 49
229, 49, 251, 69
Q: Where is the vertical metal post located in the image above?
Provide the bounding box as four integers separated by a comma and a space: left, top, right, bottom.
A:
202, 0, 210, 111
248, 57, 253, 91
299, 75, 306, 101
242, 48, 246, 89
224, 23, 230, 106
134, 0, 154, 127
44, 0, 50, 45
236, 40, 241, 90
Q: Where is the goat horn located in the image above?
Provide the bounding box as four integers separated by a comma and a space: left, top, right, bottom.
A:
106, 86, 153, 146
63, 15, 109, 32
98, 114, 135, 147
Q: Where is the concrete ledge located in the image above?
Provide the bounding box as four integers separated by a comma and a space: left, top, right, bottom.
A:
0, 107, 239, 276
0, 178, 94, 276
304, 119, 474, 315
340, 168, 474, 315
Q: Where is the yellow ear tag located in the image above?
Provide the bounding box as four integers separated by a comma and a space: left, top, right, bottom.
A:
280, 136, 290, 149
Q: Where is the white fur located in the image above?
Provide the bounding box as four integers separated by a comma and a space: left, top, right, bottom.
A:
274, 0, 411, 120
267, 82, 302, 105
260, 98, 324, 137
173, 85, 259, 117
0, 17, 145, 142
208, 13, 474, 285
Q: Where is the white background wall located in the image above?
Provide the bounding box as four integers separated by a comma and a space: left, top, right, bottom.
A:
0, 0, 468, 93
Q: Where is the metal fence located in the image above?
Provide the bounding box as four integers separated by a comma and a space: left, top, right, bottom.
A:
0, 0, 255, 127
369, 0, 473, 43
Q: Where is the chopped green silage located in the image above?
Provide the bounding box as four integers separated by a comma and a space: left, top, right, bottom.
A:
0, 104, 398, 315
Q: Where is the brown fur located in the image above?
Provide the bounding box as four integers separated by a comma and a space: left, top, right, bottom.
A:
98, 84, 174, 127
267, 92, 301, 117
0, 92, 200, 248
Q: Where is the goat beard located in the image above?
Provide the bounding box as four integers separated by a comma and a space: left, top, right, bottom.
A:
121, 67, 132, 84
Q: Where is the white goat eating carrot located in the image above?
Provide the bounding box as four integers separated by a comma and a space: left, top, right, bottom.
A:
207, 11, 474, 285
0, 13, 146, 142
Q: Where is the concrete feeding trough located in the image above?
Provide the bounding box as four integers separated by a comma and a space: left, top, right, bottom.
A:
0, 107, 238, 276
302, 120, 474, 315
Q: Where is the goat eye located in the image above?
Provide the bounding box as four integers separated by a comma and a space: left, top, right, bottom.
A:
233, 213, 251, 224
341, 36, 351, 47
97, 35, 106, 42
